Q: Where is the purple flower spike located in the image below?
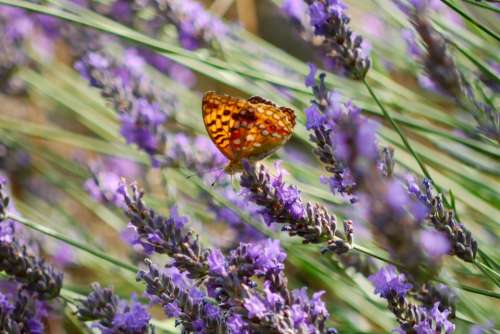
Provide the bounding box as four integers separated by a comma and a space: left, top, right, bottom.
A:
282, 0, 370, 79
75, 50, 176, 165
77, 283, 152, 334
240, 161, 353, 254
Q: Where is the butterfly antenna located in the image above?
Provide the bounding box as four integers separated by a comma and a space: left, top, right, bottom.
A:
183, 166, 224, 181
211, 169, 224, 187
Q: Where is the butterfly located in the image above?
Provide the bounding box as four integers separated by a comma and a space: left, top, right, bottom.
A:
202, 91, 296, 174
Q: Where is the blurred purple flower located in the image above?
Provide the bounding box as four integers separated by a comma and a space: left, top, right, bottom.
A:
305, 63, 317, 87
84, 158, 141, 208
402, 29, 422, 58
407, 179, 477, 262
169, 0, 228, 50
227, 314, 246, 334
282, 0, 308, 22
33, 14, 61, 39
420, 230, 451, 259
209, 187, 264, 244
368, 265, 412, 298
52, 243, 76, 267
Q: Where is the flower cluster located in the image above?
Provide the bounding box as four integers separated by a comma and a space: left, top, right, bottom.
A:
408, 179, 477, 262
369, 265, 455, 334
405, 2, 462, 97
0, 235, 63, 300
305, 68, 445, 276
166, 0, 229, 50
94, 0, 228, 50
240, 161, 352, 254
138, 260, 226, 334
0, 178, 63, 332
118, 182, 337, 333
75, 50, 177, 165
0, 291, 47, 334
77, 283, 152, 334
84, 0, 228, 85
398, 1, 499, 142
282, 0, 370, 79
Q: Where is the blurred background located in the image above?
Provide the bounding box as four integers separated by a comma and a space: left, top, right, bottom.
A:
0, 0, 498, 333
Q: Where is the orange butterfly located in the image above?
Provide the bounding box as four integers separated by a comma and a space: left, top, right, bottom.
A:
202, 91, 296, 173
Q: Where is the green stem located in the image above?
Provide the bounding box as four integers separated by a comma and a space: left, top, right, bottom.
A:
460, 0, 500, 13
362, 79, 435, 185
6, 214, 138, 273
440, 0, 500, 41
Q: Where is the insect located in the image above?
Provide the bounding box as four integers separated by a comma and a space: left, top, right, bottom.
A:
202, 91, 296, 174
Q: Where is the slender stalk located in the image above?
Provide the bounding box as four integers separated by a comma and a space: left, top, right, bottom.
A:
440, 0, 500, 41
362, 79, 434, 185
460, 0, 500, 13
6, 214, 138, 273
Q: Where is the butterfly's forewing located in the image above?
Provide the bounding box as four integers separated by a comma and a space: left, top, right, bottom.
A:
202, 91, 240, 160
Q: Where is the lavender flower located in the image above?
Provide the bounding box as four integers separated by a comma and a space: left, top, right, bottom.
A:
167, 0, 229, 50
0, 179, 63, 299
398, 1, 499, 142
405, 2, 462, 97
160, 134, 269, 244
408, 179, 477, 262
77, 283, 152, 334
369, 266, 456, 333
75, 50, 177, 165
369, 265, 413, 299
0, 179, 62, 333
138, 259, 226, 334
419, 230, 451, 259
0, 237, 63, 300
119, 182, 337, 333
408, 302, 455, 334
240, 161, 352, 254
413, 283, 457, 318
461, 78, 500, 142
97, 0, 228, 50
0, 291, 47, 334
118, 182, 209, 278
138, 49, 196, 87
283, 0, 370, 79
305, 70, 439, 275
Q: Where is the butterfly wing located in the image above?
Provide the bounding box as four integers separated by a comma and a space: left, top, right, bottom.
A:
202, 91, 241, 160
239, 101, 296, 162
202, 91, 296, 166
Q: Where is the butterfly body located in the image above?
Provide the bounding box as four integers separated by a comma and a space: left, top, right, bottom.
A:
202, 91, 296, 173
